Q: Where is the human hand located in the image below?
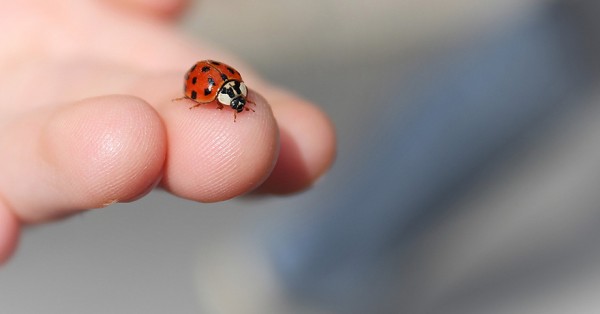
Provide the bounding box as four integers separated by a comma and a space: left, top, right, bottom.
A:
0, 0, 336, 264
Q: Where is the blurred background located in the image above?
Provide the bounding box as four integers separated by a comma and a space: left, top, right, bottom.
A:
3, 0, 600, 313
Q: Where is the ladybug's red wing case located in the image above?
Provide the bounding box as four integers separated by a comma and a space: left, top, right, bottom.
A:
207, 60, 243, 82
184, 61, 227, 103
177, 60, 252, 121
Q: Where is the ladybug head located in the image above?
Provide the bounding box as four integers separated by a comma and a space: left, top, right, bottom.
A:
230, 96, 246, 113
217, 80, 248, 113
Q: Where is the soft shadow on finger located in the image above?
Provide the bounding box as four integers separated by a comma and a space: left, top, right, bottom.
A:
255, 88, 336, 194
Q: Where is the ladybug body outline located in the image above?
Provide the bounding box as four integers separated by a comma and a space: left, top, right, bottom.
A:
181, 60, 252, 118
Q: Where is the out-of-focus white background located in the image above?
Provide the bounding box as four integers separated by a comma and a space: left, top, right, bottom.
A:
5, 0, 600, 313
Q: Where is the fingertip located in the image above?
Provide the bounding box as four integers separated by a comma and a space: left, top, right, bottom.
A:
49, 95, 166, 203
160, 90, 279, 202
287, 99, 337, 178
258, 90, 337, 194
27, 95, 167, 221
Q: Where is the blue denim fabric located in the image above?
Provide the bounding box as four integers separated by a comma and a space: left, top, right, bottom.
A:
267, 2, 598, 312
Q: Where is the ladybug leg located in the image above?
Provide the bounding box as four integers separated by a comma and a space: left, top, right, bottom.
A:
217, 103, 224, 110
245, 99, 256, 112
171, 96, 204, 109
233, 111, 237, 122
188, 102, 203, 110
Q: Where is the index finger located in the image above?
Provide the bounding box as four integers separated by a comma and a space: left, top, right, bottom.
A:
157, 89, 279, 202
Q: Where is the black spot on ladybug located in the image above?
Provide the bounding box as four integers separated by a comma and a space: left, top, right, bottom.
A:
210, 61, 221, 66
192, 77, 197, 85
204, 77, 215, 96
190, 64, 197, 72
190, 90, 197, 99
201, 66, 210, 72
220, 73, 228, 81
232, 81, 242, 94
226, 67, 235, 74
227, 88, 235, 98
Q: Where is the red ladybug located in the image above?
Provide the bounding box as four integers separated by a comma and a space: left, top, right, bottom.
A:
176, 60, 254, 121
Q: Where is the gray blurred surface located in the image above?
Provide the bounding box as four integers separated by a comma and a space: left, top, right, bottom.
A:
5, 1, 600, 313
0, 193, 287, 313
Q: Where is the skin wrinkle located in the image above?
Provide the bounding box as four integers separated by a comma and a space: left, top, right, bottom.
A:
208, 133, 241, 165
200, 130, 241, 195
79, 135, 127, 209
91, 106, 161, 203
86, 114, 129, 200
223, 119, 272, 187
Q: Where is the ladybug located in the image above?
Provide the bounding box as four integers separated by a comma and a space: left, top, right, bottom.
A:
175, 60, 254, 121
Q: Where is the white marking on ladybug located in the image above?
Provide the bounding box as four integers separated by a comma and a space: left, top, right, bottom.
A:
217, 81, 248, 106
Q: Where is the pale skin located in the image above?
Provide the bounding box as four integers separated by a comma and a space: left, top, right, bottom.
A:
0, 0, 336, 264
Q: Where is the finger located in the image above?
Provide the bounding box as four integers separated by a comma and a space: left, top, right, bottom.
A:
0, 95, 166, 223
158, 90, 279, 202
256, 88, 336, 194
0, 198, 19, 265
100, 0, 191, 20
